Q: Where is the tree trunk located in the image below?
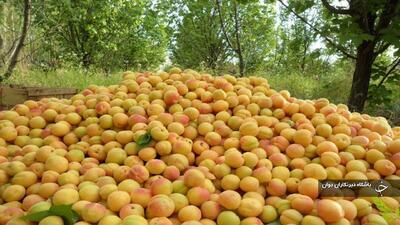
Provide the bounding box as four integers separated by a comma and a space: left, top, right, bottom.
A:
0, 34, 4, 68
82, 52, 91, 69
1, 0, 31, 83
348, 40, 376, 112
232, 0, 244, 77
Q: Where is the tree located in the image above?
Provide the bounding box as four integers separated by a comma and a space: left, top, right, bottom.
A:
279, 0, 400, 112
0, 0, 31, 82
33, 0, 168, 71
215, 0, 275, 76
171, 0, 229, 70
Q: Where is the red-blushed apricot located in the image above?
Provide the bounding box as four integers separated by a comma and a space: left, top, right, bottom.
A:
146, 194, 175, 218
266, 178, 287, 196
184, 168, 205, 187
201, 201, 221, 220
252, 166, 272, 183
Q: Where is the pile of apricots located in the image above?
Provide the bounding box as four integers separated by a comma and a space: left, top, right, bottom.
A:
0, 68, 399, 225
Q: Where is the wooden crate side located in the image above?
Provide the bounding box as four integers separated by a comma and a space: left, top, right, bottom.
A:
0, 86, 28, 109
27, 88, 78, 97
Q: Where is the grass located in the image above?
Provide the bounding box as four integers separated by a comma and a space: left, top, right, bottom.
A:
5, 68, 122, 91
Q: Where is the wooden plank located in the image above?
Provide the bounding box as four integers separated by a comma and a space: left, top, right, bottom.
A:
1, 86, 28, 107
27, 88, 78, 97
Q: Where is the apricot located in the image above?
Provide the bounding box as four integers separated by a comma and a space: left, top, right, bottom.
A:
352, 198, 372, 217
266, 178, 287, 196
120, 204, 145, 218
178, 205, 201, 222
290, 194, 314, 214
218, 190, 241, 210
280, 209, 303, 225
151, 177, 173, 195
146, 194, 175, 218
45, 155, 68, 173
239, 176, 259, 192
293, 129, 312, 147
301, 215, 325, 225
107, 190, 131, 212
187, 187, 210, 206
38, 216, 64, 225
221, 174, 240, 190
260, 205, 278, 223
2, 184, 25, 202
240, 136, 259, 151
127, 165, 150, 183
82, 202, 107, 223
374, 159, 396, 176
98, 215, 122, 225
298, 178, 319, 199
217, 211, 240, 225
303, 163, 327, 180
337, 199, 357, 221
237, 197, 263, 217
361, 214, 389, 225
11, 171, 37, 187
131, 188, 152, 207
201, 201, 221, 220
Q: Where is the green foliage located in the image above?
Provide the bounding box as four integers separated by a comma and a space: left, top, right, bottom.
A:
372, 197, 400, 224
170, 0, 275, 74
31, 0, 168, 71
137, 130, 152, 149
22, 204, 79, 225
170, 0, 228, 70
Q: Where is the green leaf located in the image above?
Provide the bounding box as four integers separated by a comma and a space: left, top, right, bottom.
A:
372, 197, 393, 214
21, 211, 51, 222
21, 205, 79, 225
49, 204, 80, 225
267, 220, 283, 225
136, 131, 152, 148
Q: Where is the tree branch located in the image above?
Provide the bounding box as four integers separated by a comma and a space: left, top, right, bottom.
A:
1, 0, 31, 82
278, 0, 357, 59
215, 0, 236, 51
321, 0, 352, 14
375, 0, 399, 33
374, 42, 391, 56
377, 56, 400, 87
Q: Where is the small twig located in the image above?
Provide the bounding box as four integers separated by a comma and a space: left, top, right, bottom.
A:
377, 57, 400, 87
277, 0, 357, 59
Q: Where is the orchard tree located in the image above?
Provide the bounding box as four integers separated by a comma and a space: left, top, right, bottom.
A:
215, 0, 275, 76
33, 0, 168, 71
171, 0, 229, 70
279, 0, 400, 112
0, 0, 31, 82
